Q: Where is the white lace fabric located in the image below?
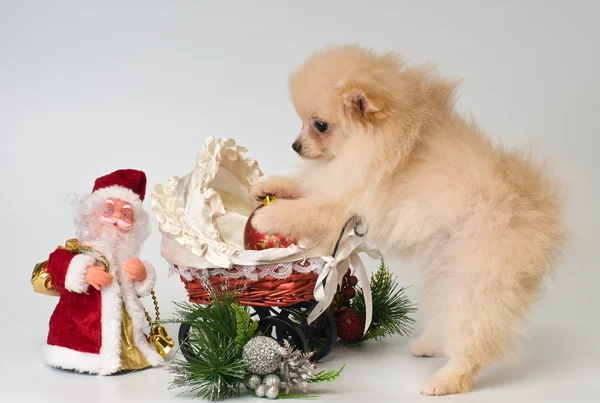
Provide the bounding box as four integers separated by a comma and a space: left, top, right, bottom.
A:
171, 257, 326, 282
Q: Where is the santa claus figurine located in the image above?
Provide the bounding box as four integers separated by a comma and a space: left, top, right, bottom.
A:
41, 169, 164, 375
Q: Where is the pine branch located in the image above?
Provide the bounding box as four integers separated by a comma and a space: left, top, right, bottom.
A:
169, 294, 248, 400
352, 260, 417, 343
309, 364, 346, 383
169, 331, 247, 400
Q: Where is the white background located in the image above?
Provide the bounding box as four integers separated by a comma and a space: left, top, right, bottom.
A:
1, 1, 599, 402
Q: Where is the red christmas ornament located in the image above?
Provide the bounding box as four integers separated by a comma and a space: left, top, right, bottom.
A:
244, 195, 295, 250
335, 308, 366, 342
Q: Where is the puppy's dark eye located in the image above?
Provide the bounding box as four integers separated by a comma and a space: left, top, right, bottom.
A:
313, 120, 329, 133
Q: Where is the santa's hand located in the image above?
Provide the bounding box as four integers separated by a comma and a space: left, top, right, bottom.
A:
85, 266, 113, 290
123, 258, 147, 282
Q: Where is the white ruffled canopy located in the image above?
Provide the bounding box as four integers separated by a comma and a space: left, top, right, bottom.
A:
151, 137, 379, 330
152, 137, 264, 268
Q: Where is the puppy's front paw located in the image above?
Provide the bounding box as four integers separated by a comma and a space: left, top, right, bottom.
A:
251, 177, 303, 201
251, 201, 295, 238
250, 182, 274, 202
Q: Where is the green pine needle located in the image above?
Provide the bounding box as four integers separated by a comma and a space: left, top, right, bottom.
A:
169, 336, 246, 401
351, 260, 417, 343
309, 364, 346, 383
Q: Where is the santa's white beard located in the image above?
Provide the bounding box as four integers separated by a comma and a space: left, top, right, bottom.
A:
84, 224, 142, 263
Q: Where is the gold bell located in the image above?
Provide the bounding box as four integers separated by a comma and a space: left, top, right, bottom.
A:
149, 325, 174, 357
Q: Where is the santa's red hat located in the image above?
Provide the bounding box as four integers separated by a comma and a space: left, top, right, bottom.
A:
88, 169, 147, 209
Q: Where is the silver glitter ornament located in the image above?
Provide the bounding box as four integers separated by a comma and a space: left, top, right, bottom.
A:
242, 336, 285, 375
262, 374, 281, 388
244, 374, 262, 390
255, 384, 267, 398
265, 385, 279, 399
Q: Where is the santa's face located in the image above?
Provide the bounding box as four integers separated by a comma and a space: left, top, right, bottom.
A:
74, 194, 147, 259
96, 198, 134, 235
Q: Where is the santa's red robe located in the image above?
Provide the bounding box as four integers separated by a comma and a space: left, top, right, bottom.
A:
42, 246, 163, 374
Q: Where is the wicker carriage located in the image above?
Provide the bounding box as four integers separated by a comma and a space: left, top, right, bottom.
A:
151, 138, 377, 361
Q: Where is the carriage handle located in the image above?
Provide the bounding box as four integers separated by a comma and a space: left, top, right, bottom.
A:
331, 215, 367, 258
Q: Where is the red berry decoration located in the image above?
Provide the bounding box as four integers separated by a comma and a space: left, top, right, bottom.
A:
335, 308, 366, 342
343, 287, 356, 300
344, 268, 351, 278
347, 275, 358, 286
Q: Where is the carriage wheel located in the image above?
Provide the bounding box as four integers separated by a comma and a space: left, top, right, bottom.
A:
252, 306, 273, 321
279, 302, 338, 362
306, 309, 337, 362
253, 306, 308, 352
253, 302, 337, 362
257, 315, 308, 353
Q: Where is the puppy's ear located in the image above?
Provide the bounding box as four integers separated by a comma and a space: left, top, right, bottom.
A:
342, 89, 381, 119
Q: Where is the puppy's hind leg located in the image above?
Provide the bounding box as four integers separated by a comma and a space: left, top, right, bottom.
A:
420, 256, 542, 395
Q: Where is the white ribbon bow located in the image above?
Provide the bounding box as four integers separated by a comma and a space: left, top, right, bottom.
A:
308, 233, 380, 335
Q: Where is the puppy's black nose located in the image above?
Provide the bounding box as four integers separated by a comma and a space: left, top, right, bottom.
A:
292, 141, 302, 153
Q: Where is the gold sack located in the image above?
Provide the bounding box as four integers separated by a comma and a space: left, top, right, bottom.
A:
32, 239, 81, 296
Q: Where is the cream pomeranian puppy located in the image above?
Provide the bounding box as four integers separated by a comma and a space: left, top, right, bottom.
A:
251, 45, 568, 395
